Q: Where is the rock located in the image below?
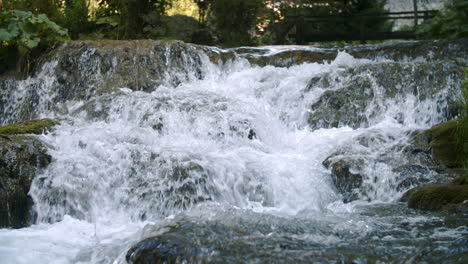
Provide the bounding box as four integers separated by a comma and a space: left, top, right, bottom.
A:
346, 38, 468, 64
323, 156, 365, 202
401, 176, 468, 211
423, 120, 467, 169
0, 135, 51, 228
240, 49, 337, 67
307, 61, 464, 129
393, 165, 431, 191
0, 119, 59, 135
126, 233, 199, 264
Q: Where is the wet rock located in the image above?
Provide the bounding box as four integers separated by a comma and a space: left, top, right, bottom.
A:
423, 120, 467, 169
407, 120, 467, 173
126, 233, 199, 264
401, 176, 468, 211
0, 119, 59, 135
307, 61, 464, 129
393, 165, 431, 191
235, 39, 468, 68
241, 49, 337, 67
346, 38, 468, 64
0, 135, 51, 228
323, 156, 365, 202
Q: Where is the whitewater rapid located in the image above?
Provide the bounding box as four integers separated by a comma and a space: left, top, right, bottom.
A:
0, 44, 465, 263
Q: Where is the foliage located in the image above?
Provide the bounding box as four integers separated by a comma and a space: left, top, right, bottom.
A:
96, 0, 173, 39
457, 68, 468, 169
266, 0, 392, 44
208, 0, 265, 47
2, 0, 65, 25
0, 10, 69, 53
0, 10, 69, 74
145, 14, 201, 42
417, 0, 468, 39
63, 0, 91, 39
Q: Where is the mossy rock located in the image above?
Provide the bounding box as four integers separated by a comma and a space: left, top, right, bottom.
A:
402, 176, 468, 211
0, 119, 59, 135
423, 120, 467, 169
0, 135, 51, 228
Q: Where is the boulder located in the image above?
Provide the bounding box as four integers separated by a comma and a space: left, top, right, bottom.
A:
0, 119, 56, 228
126, 233, 199, 264
322, 156, 365, 202
407, 120, 467, 172
401, 176, 468, 212
0, 135, 51, 228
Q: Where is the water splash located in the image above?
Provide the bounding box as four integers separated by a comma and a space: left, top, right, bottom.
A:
0, 41, 465, 263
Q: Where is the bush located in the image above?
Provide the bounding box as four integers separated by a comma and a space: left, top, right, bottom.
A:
208, 0, 265, 47
0, 10, 69, 73
417, 0, 468, 39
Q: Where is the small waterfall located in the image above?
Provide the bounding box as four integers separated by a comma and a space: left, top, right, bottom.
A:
0, 40, 465, 263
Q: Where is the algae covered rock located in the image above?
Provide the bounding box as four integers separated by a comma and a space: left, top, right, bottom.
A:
402, 176, 468, 211
411, 120, 467, 170
0, 135, 51, 228
0, 119, 59, 135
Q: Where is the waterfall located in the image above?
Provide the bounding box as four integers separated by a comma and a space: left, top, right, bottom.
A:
0, 40, 466, 263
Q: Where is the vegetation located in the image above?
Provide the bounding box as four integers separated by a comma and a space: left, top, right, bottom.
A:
0, 0, 467, 70
266, 0, 392, 44
457, 68, 468, 169
0, 119, 59, 135
404, 176, 468, 211
0, 10, 69, 73
417, 0, 468, 39
208, 0, 265, 46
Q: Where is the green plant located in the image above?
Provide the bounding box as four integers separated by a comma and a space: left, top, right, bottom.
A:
208, 0, 265, 47
458, 68, 468, 170
0, 10, 69, 73
417, 0, 468, 39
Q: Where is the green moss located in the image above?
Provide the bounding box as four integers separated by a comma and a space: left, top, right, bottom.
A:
0, 119, 59, 135
406, 176, 468, 211
424, 120, 466, 168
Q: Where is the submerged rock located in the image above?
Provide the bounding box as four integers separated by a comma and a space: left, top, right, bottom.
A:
401, 176, 468, 212
322, 156, 365, 202
0, 135, 51, 228
126, 233, 200, 264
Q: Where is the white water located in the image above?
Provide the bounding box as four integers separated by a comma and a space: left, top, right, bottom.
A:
0, 46, 461, 263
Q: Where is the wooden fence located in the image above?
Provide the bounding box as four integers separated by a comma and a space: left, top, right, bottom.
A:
288, 10, 438, 44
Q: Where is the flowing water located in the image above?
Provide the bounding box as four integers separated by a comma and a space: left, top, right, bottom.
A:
0, 41, 466, 263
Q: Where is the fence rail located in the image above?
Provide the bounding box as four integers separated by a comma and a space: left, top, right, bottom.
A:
288, 10, 438, 44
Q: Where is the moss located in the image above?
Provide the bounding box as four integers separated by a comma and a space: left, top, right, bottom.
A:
424, 120, 466, 169
405, 176, 468, 211
0, 119, 59, 135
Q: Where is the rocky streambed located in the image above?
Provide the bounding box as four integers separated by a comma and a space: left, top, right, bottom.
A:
0, 39, 467, 263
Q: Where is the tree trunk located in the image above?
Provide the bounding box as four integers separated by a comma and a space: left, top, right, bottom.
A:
123, 0, 149, 39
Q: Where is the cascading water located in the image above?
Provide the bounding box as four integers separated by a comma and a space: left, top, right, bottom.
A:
0, 40, 466, 263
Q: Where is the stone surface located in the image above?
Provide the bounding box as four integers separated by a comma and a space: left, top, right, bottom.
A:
401, 176, 468, 211
322, 156, 365, 202
307, 61, 464, 129
0, 135, 51, 228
